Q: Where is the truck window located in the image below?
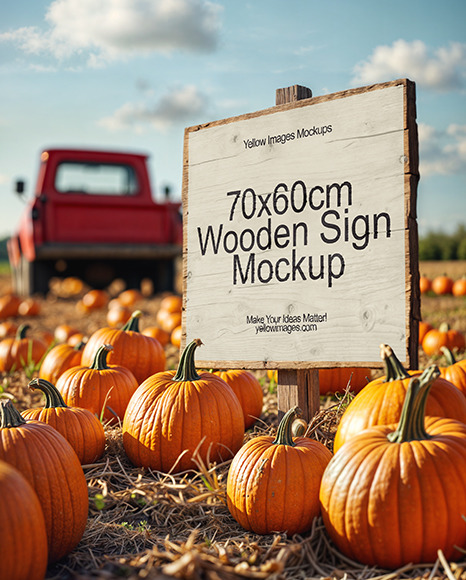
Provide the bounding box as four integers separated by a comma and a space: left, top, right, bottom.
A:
54, 161, 138, 195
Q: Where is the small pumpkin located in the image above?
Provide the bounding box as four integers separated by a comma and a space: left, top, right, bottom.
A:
213, 369, 263, 429
0, 324, 48, 372
122, 339, 245, 473
156, 308, 182, 333
439, 346, 466, 397
320, 366, 466, 568
0, 459, 48, 580
0, 320, 18, 339
56, 343, 139, 424
39, 341, 84, 384
418, 320, 433, 345
170, 325, 182, 348
159, 293, 182, 313
81, 310, 166, 384
106, 304, 132, 327
422, 322, 465, 356
0, 399, 88, 563
333, 344, 466, 452
23, 378, 106, 464
227, 406, 332, 535
419, 275, 432, 294
18, 297, 41, 317
431, 274, 454, 295
0, 293, 21, 320
452, 276, 466, 297
54, 323, 81, 343
141, 325, 171, 347
81, 289, 109, 310
116, 288, 143, 307
318, 367, 370, 395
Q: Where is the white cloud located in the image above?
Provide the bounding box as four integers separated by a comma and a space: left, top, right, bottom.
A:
352, 40, 466, 91
98, 85, 209, 132
418, 122, 466, 177
0, 0, 222, 65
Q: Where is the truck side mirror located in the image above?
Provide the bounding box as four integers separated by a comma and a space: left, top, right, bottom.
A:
15, 179, 26, 196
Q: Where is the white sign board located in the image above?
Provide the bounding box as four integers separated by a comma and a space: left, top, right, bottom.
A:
183, 80, 419, 369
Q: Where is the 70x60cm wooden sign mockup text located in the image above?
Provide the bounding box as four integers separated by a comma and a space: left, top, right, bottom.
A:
183, 79, 417, 369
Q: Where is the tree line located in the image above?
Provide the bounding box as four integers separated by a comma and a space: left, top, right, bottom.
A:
418, 225, 466, 261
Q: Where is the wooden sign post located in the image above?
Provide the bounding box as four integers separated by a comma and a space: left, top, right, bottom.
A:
181, 79, 419, 422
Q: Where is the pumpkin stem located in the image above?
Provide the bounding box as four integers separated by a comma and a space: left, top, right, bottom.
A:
28, 378, 68, 409
16, 323, 30, 340
387, 365, 440, 443
89, 344, 113, 370
0, 399, 27, 428
122, 310, 142, 333
380, 343, 411, 381
440, 346, 456, 366
272, 406, 301, 447
172, 339, 203, 381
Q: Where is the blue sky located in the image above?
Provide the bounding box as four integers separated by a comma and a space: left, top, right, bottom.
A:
1, 0, 465, 239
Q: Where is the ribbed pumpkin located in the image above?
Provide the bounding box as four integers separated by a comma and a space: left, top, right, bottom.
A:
0, 293, 21, 319
320, 366, 466, 568
333, 344, 466, 453
318, 367, 370, 395
213, 369, 263, 429
439, 347, 466, 397
141, 325, 171, 347
422, 322, 465, 356
0, 324, 48, 372
23, 378, 106, 464
0, 400, 88, 563
122, 339, 245, 473
0, 459, 48, 580
80, 310, 166, 384
227, 406, 332, 535
56, 343, 138, 424
39, 341, 84, 384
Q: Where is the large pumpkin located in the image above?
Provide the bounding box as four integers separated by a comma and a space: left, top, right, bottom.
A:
0, 459, 48, 580
212, 369, 263, 429
122, 339, 245, 473
56, 343, 139, 424
320, 366, 466, 568
81, 310, 166, 383
333, 344, 466, 452
23, 378, 106, 464
227, 406, 332, 535
0, 400, 88, 563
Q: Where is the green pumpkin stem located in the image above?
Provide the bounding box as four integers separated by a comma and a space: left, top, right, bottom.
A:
272, 406, 301, 447
387, 365, 440, 443
122, 310, 142, 333
380, 343, 411, 381
440, 346, 456, 366
0, 399, 27, 428
16, 324, 30, 340
89, 344, 113, 370
172, 339, 202, 381
28, 378, 68, 409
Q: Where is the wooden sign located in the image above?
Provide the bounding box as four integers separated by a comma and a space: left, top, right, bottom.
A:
182, 79, 419, 372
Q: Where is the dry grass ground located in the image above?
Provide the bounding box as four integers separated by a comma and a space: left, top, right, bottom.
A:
0, 264, 465, 580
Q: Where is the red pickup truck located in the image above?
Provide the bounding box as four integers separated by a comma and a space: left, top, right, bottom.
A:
8, 148, 183, 296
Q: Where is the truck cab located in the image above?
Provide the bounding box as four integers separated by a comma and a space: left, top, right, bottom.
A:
8, 148, 183, 295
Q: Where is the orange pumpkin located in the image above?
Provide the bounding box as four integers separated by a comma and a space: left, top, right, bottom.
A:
422, 323, 465, 356
0, 459, 48, 580
156, 308, 182, 333
81, 289, 109, 311
141, 325, 171, 347
116, 288, 143, 307
54, 323, 81, 343
0, 399, 88, 563
318, 367, 370, 395
18, 297, 41, 317
227, 406, 332, 535
333, 344, 466, 453
320, 366, 466, 569
439, 347, 466, 397
122, 339, 245, 473
0, 324, 48, 372
81, 310, 166, 384
452, 276, 466, 297
39, 341, 84, 384
419, 275, 432, 294
431, 274, 454, 295
0, 293, 21, 320
0, 320, 18, 338
159, 293, 182, 313
418, 320, 433, 345
23, 378, 106, 464
213, 369, 263, 428
170, 325, 182, 348
56, 343, 139, 424
106, 304, 132, 327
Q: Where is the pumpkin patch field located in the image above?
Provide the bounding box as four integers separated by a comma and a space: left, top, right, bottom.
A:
0, 265, 465, 580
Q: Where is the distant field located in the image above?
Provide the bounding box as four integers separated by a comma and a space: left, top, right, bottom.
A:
419, 260, 466, 279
